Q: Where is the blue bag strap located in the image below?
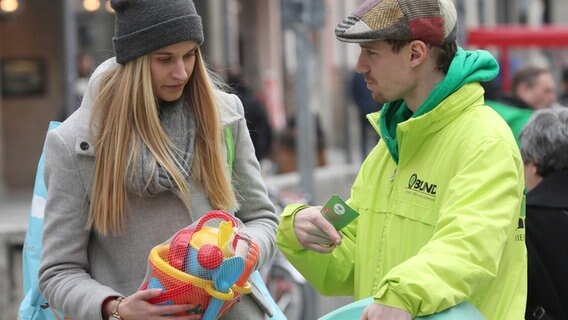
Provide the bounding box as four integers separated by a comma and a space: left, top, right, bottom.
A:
19, 121, 64, 320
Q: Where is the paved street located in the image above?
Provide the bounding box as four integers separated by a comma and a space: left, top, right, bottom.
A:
0, 192, 30, 232
0, 191, 29, 320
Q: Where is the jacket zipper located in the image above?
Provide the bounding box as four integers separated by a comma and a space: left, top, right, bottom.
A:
386, 166, 397, 201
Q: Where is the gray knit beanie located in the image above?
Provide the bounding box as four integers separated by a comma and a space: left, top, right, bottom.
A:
111, 0, 204, 64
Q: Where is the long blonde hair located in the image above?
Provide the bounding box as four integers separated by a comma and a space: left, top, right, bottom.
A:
89, 49, 237, 236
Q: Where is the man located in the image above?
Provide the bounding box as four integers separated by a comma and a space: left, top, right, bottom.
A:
520, 109, 568, 320
276, 1, 526, 319
485, 66, 557, 144
500, 66, 557, 110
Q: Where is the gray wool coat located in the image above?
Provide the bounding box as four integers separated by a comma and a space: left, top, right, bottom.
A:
38, 58, 279, 320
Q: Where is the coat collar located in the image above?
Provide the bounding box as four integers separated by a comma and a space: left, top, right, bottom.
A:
526, 170, 568, 209
69, 58, 117, 157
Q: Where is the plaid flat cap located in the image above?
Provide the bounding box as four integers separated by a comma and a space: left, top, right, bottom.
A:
335, 0, 457, 45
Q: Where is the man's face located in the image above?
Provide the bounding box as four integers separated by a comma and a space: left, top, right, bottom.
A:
355, 41, 414, 104
521, 72, 557, 109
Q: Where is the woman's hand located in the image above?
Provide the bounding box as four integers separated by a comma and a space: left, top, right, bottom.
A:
103, 289, 202, 319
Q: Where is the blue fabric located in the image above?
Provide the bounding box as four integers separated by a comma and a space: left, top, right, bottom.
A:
19, 121, 63, 320
318, 297, 484, 320
249, 271, 287, 320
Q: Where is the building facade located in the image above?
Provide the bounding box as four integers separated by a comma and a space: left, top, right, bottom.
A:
1, 0, 568, 194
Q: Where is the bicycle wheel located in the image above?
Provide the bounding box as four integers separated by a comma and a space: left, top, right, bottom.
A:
265, 264, 318, 320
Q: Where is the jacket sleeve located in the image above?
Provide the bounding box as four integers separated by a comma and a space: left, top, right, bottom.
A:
276, 200, 360, 296
39, 129, 121, 320
229, 94, 279, 268
374, 135, 525, 316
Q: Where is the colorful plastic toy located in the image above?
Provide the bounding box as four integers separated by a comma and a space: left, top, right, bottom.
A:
139, 210, 259, 318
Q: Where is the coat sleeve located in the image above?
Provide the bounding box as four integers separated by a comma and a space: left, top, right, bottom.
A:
228, 94, 279, 268
38, 129, 121, 320
374, 135, 525, 316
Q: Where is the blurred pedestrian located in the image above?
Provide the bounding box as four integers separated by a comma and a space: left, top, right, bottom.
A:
273, 115, 327, 173
520, 108, 568, 320
277, 0, 526, 319
499, 66, 557, 110
59, 52, 95, 120
558, 67, 568, 107
482, 78, 533, 145
75, 52, 95, 101
350, 71, 381, 157
227, 72, 273, 161
38, 1, 278, 319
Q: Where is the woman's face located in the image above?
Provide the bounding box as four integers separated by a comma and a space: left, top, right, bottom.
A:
150, 40, 198, 102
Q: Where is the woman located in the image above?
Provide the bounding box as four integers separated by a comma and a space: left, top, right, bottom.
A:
38, 1, 278, 319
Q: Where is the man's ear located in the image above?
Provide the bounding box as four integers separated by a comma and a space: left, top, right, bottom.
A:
408, 40, 428, 68
524, 161, 543, 191
527, 161, 538, 176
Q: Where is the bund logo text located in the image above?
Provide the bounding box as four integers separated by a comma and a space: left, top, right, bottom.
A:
407, 173, 437, 196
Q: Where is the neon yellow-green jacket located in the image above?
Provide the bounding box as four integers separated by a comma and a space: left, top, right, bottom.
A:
277, 49, 526, 319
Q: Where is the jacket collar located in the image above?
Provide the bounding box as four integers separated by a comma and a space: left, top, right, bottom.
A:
376, 48, 499, 163
526, 170, 568, 209
367, 82, 484, 149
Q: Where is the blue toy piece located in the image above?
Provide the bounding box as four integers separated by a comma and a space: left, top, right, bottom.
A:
201, 256, 245, 320
184, 247, 211, 279
147, 277, 173, 305
318, 297, 484, 320
148, 277, 165, 290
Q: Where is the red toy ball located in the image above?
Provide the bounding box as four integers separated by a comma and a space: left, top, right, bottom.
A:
197, 244, 224, 269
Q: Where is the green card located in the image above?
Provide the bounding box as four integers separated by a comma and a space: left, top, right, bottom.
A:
320, 194, 359, 230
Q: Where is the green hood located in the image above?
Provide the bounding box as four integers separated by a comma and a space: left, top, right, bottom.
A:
379, 47, 499, 163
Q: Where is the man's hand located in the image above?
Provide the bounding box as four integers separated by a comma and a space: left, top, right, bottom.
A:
360, 303, 412, 320
293, 206, 343, 253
